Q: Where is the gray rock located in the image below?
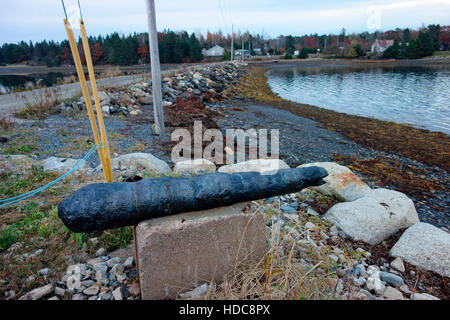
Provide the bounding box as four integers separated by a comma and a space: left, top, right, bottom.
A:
218, 159, 289, 174
390, 257, 405, 273
179, 283, 216, 299
72, 293, 86, 300
380, 272, 404, 287
366, 275, 385, 296
324, 189, 419, 245
87, 257, 103, 266
54, 287, 65, 297
43, 157, 91, 174
411, 293, 440, 300
96, 248, 107, 257
106, 257, 121, 268
280, 205, 297, 214
83, 286, 100, 296
128, 283, 141, 296
103, 152, 171, 176
0, 155, 40, 175
383, 286, 403, 300
123, 257, 134, 269
390, 222, 450, 277
306, 207, 319, 216
93, 262, 108, 273
112, 287, 123, 300
353, 277, 367, 287
38, 268, 50, 276
304, 222, 316, 231
174, 159, 216, 175
359, 288, 375, 300
19, 284, 53, 300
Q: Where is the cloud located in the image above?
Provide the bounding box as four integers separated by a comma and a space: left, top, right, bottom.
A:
0, 0, 449, 43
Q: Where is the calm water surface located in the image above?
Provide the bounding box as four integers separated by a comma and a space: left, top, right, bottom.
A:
267, 66, 450, 135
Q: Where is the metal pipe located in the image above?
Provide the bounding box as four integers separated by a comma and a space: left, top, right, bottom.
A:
58, 166, 328, 233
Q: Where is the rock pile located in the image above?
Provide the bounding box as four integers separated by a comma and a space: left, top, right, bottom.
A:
19, 254, 140, 300
57, 62, 244, 117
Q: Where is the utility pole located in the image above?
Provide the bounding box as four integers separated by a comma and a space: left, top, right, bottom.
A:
248, 38, 251, 57
230, 24, 234, 62
241, 39, 244, 62
146, 0, 164, 135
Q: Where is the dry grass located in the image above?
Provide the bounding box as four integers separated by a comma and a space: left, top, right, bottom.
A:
229, 67, 450, 171
14, 87, 63, 119
98, 66, 123, 79
207, 202, 339, 300
0, 117, 14, 131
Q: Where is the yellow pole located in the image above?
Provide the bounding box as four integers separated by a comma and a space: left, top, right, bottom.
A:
63, 19, 109, 182
79, 18, 113, 182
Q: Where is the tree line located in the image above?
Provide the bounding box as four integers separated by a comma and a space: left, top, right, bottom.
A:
1, 25, 449, 66
382, 25, 441, 59
0, 30, 203, 67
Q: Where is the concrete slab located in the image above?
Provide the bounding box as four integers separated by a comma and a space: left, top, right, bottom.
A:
135, 202, 267, 300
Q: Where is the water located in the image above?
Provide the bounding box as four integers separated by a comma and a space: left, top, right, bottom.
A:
0, 72, 74, 94
267, 66, 450, 135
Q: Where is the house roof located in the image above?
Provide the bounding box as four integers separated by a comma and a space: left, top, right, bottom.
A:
206, 45, 224, 52
374, 39, 394, 48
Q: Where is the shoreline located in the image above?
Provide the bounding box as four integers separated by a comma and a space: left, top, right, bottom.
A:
228, 65, 450, 171
217, 64, 449, 229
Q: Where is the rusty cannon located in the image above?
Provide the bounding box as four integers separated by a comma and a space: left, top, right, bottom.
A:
58, 166, 328, 233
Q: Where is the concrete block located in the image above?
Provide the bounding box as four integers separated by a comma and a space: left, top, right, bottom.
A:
136, 202, 267, 300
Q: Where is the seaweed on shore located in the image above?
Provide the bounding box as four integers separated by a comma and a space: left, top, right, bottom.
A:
331, 154, 446, 199
228, 67, 450, 172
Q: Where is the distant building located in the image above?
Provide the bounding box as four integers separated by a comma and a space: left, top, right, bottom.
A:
235, 49, 250, 59
371, 39, 395, 54
203, 45, 225, 57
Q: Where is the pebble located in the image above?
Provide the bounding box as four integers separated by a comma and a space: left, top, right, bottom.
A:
304, 222, 316, 231
380, 272, 404, 287
106, 257, 121, 268
83, 286, 100, 296
411, 293, 440, 300
306, 207, 319, 216
54, 287, 65, 297
87, 258, 103, 266
383, 286, 403, 300
128, 283, 141, 296
93, 262, 108, 273
353, 277, 367, 287
38, 268, 50, 276
280, 205, 297, 214
367, 276, 385, 296
18, 284, 53, 300
112, 287, 123, 300
72, 293, 85, 300
390, 257, 405, 273
124, 257, 134, 269
96, 248, 106, 257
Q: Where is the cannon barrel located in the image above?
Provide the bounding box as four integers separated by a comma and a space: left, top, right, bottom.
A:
58, 166, 328, 233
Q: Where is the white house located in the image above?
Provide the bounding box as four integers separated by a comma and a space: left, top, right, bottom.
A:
204, 45, 225, 57
371, 39, 395, 54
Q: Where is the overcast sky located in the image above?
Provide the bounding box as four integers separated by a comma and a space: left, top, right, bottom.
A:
1, 0, 449, 44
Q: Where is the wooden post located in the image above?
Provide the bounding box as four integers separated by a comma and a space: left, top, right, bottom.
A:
79, 18, 113, 182
64, 19, 109, 182
146, 0, 164, 135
